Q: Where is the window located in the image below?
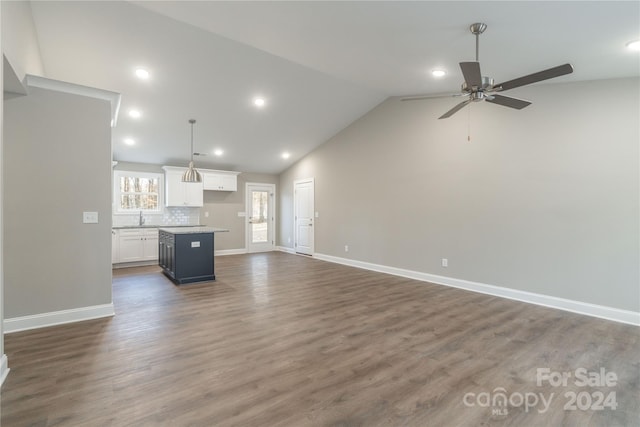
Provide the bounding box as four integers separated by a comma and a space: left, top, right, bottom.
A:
114, 171, 163, 213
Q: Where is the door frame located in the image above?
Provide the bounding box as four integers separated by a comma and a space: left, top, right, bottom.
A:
245, 182, 276, 253
294, 178, 315, 256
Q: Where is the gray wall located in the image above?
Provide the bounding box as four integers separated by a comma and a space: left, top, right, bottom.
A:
0, 3, 5, 376
2, 0, 46, 371
279, 77, 639, 313
114, 161, 163, 174
4, 86, 113, 318
200, 172, 278, 251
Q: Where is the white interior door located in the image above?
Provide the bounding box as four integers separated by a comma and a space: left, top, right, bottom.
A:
294, 178, 314, 255
246, 183, 275, 253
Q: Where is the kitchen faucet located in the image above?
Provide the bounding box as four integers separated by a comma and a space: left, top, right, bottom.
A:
139, 211, 145, 226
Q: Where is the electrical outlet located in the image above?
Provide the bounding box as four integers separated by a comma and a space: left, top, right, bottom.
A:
345, 245, 349, 252
288, 237, 291, 244
442, 258, 448, 268
204, 211, 209, 218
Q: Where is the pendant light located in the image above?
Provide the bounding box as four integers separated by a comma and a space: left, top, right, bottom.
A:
182, 119, 202, 183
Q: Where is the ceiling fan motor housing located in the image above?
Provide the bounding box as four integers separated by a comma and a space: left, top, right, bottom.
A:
470, 92, 489, 102
461, 76, 494, 93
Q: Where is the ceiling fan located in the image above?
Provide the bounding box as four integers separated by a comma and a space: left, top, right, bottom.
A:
403, 23, 574, 119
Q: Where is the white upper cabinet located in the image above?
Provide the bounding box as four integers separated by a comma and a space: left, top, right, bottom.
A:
162, 166, 204, 207
202, 170, 240, 192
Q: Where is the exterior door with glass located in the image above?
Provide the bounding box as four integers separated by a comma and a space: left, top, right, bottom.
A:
246, 183, 275, 253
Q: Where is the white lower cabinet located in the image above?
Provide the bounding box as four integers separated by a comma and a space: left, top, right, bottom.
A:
142, 230, 159, 261
113, 228, 159, 264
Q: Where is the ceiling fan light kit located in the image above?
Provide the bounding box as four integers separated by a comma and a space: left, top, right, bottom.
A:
182, 119, 202, 183
402, 22, 574, 119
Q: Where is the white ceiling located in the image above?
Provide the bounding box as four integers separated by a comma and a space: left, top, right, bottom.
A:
28, 1, 640, 174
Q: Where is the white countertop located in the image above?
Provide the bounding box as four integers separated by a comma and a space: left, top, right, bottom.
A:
113, 225, 204, 229
159, 226, 229, 234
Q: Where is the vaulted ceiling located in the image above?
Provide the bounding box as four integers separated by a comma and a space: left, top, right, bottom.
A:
27, 1, 640, 174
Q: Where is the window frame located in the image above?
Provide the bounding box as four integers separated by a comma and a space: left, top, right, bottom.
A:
113, 170, 164, 215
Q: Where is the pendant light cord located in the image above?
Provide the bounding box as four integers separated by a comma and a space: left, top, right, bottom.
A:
189, 119, 196, 162
182, 118, 201, 182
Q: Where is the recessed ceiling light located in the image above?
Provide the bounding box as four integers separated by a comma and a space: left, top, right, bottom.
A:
124, 138, 135, 146
253, 97, 266, 108
432, 69, 446, 77
135, 68, 149, 79
281, 152, 290, 159
214, 149, 224, 156
626, 40, 640, 51
128, 109, 141, 119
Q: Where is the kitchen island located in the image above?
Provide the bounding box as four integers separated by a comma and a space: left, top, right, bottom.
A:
158, 227, 228, 284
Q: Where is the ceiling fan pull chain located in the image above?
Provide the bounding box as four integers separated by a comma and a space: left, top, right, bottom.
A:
467, 105, 472, 142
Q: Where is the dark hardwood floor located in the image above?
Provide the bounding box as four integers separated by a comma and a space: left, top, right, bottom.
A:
2, 252, 639, 426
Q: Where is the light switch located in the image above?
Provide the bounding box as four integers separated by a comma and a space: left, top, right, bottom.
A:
238, 212, 246, 217
83, 211, 99, 224
315, 212, 319, 218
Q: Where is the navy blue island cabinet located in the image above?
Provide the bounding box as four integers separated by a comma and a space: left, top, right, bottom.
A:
158, 227, 229, 285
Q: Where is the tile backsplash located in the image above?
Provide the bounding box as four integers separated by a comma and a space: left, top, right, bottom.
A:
112, 207, 200, 227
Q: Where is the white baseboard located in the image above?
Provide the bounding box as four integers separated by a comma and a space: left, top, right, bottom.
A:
112, 260, 157, 269
277, 246, 296, 254
4, 303, 115, 333
0, 354, 9, 387
215, 248, 247, 256
314, 253, 640, 327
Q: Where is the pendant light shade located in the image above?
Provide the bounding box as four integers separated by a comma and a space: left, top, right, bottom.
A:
183, 160, 201, 183
182, 119, 202, 183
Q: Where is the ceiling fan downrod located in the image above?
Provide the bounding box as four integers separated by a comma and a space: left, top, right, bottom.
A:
470, 23, 487, 62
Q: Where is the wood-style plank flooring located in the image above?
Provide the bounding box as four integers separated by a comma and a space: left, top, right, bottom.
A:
2, 252, 639, 426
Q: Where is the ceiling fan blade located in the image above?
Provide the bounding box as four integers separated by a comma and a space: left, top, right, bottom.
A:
460, 62, 482, 88
439, 99, 473, 119
401, 93, 468, 101
494, 63, 573, 91
485, 94, 531, 110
